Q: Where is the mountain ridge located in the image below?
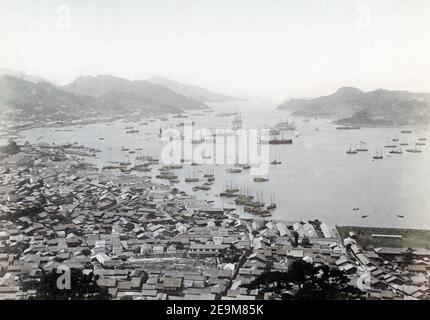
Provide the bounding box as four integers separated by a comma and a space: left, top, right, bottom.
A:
277, 87, 430, 126
0, 68, 48, 84
0, 75, 182, 121
63, 75, 209, 110
147, 76, 243, 103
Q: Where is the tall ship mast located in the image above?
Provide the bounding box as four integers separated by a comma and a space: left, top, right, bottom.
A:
232, 113, 242, 130
274, 119, 296, 131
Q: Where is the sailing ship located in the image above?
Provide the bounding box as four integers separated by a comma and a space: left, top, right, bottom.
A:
406, 146, 422, 153
232, 113, 242, 130
169, 164, 183, 169
384, 144, 397, 148
203, 170, 214, 178
244, 206, 271, 217
132, 164, 151, 172
373, 149, 383, 160
336, 126, 361, 130
185, 171, 199, 182
136, 155, 159, 164
177, 120, 195, 127
235, 194, 254, 205
267, 194, 277, 210
275, 119, 296, 131
220, 183, 240, 197
271, 155, 282, 165
126, 128, 139, 134
269, 128, 280, 135
244, 192, 265, 208
264, 134, 293, 144
346, 146, 358, 155
229, 154, 247, 172
389, 146, 403, 154
356, 141, 368, 152
156, 171, 177, 180
173, 114, 188, 118
193, 184, 211, 191
191, 137, 205, 144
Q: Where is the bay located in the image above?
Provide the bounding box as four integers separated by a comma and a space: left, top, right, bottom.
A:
17, 100, 430, 229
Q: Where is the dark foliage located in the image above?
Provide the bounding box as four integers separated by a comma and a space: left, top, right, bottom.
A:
245, 260, 361, 300
219, 245, 243, 263
23, 268, 111, 300
0, 140, 20, 155
402, 247, 415, 266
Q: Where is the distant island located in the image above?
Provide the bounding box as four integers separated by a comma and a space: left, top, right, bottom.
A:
277, 87, 430, 126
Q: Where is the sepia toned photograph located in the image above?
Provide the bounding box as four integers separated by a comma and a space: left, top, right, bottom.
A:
1, 0, 430, 308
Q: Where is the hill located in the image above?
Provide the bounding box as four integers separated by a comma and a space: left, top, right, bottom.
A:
277, 87, 430, 126
0, 76, 182, 122
0, 75, 97, 121
147, 76, 243, 103
0, 68, 48, 83
96, 91, 181, 114
63, 75, 209, 110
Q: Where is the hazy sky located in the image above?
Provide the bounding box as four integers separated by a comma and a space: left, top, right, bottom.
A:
1, 0, 430, 99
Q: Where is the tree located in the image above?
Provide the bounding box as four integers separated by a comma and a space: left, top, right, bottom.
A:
81, 248, 91, 256
0, 140, 20, 155
245, 260, 360, 300
243, 271, 293, 298
402, 247, 415, 266
23, 268, 111, 300
219, 245, 242, 263
292, 231, 299, 247
301, 236, 311, 247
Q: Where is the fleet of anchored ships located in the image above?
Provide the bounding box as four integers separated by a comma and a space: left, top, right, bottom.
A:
99, 109, 298, 219
99, 110, 429, 220
219, 183, 277, 217
215, 109, 295, 217
342, 127, 427, 159
217, 108, 296, 144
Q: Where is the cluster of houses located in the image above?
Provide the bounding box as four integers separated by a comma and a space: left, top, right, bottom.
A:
342, 233, 430, 300
0, 142, 429, 300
